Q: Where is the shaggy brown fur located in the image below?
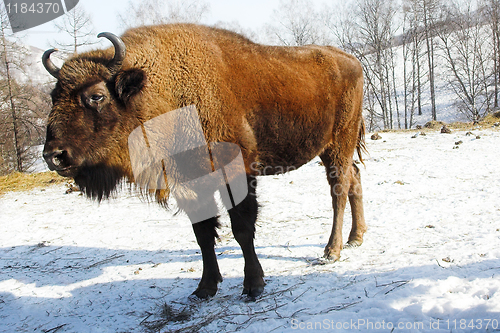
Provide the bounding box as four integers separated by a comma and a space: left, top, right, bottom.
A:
43, 24, 366, 299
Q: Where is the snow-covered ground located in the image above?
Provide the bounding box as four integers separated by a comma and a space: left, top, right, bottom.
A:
1, 128, 499, 333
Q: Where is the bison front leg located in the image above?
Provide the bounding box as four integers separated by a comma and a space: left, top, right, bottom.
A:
227, 175, 265, 298
191, 217, 223, 298
184, 198, 223, 299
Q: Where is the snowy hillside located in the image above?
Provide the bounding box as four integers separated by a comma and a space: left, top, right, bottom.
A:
25, 45, 59, 85
1, 127, 499, 332
6, 43, 61, 86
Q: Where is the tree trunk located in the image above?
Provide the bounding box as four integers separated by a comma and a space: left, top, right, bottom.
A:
1, 34, 22, 172
423, 0, 437, 120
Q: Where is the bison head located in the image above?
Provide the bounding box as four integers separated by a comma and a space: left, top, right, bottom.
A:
43, 33, 147, 200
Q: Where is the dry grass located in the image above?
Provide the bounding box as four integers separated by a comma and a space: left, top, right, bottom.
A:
482, 111, 500, 127
0, 171, 67, 196
377, 113, 500, 134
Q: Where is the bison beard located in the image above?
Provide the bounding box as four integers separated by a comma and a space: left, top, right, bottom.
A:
42, 24, 367, 300
74, 164, 125, 202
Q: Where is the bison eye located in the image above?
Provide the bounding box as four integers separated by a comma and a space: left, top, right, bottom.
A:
84, 94, 107, 111
80, 82, 109, 111
91, 95, 105, 103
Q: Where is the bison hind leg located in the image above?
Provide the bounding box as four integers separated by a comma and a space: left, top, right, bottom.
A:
320, 145, 366, 262
346, 163, 366, 248
320, 160, 366, 259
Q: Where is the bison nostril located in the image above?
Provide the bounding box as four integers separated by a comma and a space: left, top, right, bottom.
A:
53, 154, 64, 168
43, 150, 71, 171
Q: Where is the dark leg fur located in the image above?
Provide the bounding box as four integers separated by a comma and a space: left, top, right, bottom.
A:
187, 199, 223, 298
227, 175, 265, 298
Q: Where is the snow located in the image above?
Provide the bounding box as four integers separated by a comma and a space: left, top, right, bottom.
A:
1, 128, 500, 332
28, 145, 49, 173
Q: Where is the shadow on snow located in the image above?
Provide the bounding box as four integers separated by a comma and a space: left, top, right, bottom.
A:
0, 243, 499, 332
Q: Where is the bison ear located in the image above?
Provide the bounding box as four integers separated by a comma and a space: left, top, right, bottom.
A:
114, 69, 146, 103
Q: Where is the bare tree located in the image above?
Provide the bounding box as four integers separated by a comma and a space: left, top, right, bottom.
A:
423, 0, 439, 120
405, 0, 442, 121
0, 82, 50, 174
483, 0, 500, 108
52, 3, 96, 55
117, 0, 211, 29
265, 0, 328, 46
437, 0, 493, 122
401, 0, 429, 127
0, 10, 27, 173
0, 11, 49, 174
329, 0, 400, 130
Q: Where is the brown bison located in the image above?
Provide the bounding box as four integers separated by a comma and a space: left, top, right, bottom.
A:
42, 24, 366, 299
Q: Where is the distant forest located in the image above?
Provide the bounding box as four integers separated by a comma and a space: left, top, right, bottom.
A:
1, 0, 499, 175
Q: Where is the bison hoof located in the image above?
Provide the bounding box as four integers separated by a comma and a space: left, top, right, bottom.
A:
191, 287, 218, 299
345, 239, 363, 248
242, 286, 264, 300
322, 251, 340, 262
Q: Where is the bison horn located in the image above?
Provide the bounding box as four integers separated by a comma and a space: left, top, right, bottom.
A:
98, 32, 126, 75
42, 49, 60, 79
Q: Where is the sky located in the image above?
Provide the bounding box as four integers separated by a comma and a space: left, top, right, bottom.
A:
16, 0, 332, 51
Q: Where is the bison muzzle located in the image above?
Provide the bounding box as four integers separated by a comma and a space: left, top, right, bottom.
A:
42, 24, 367, 299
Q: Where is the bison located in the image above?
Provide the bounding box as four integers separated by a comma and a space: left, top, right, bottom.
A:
42, 24, 366, 299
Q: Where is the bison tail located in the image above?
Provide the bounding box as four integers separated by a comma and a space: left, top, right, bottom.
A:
356, 118, 367, 166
